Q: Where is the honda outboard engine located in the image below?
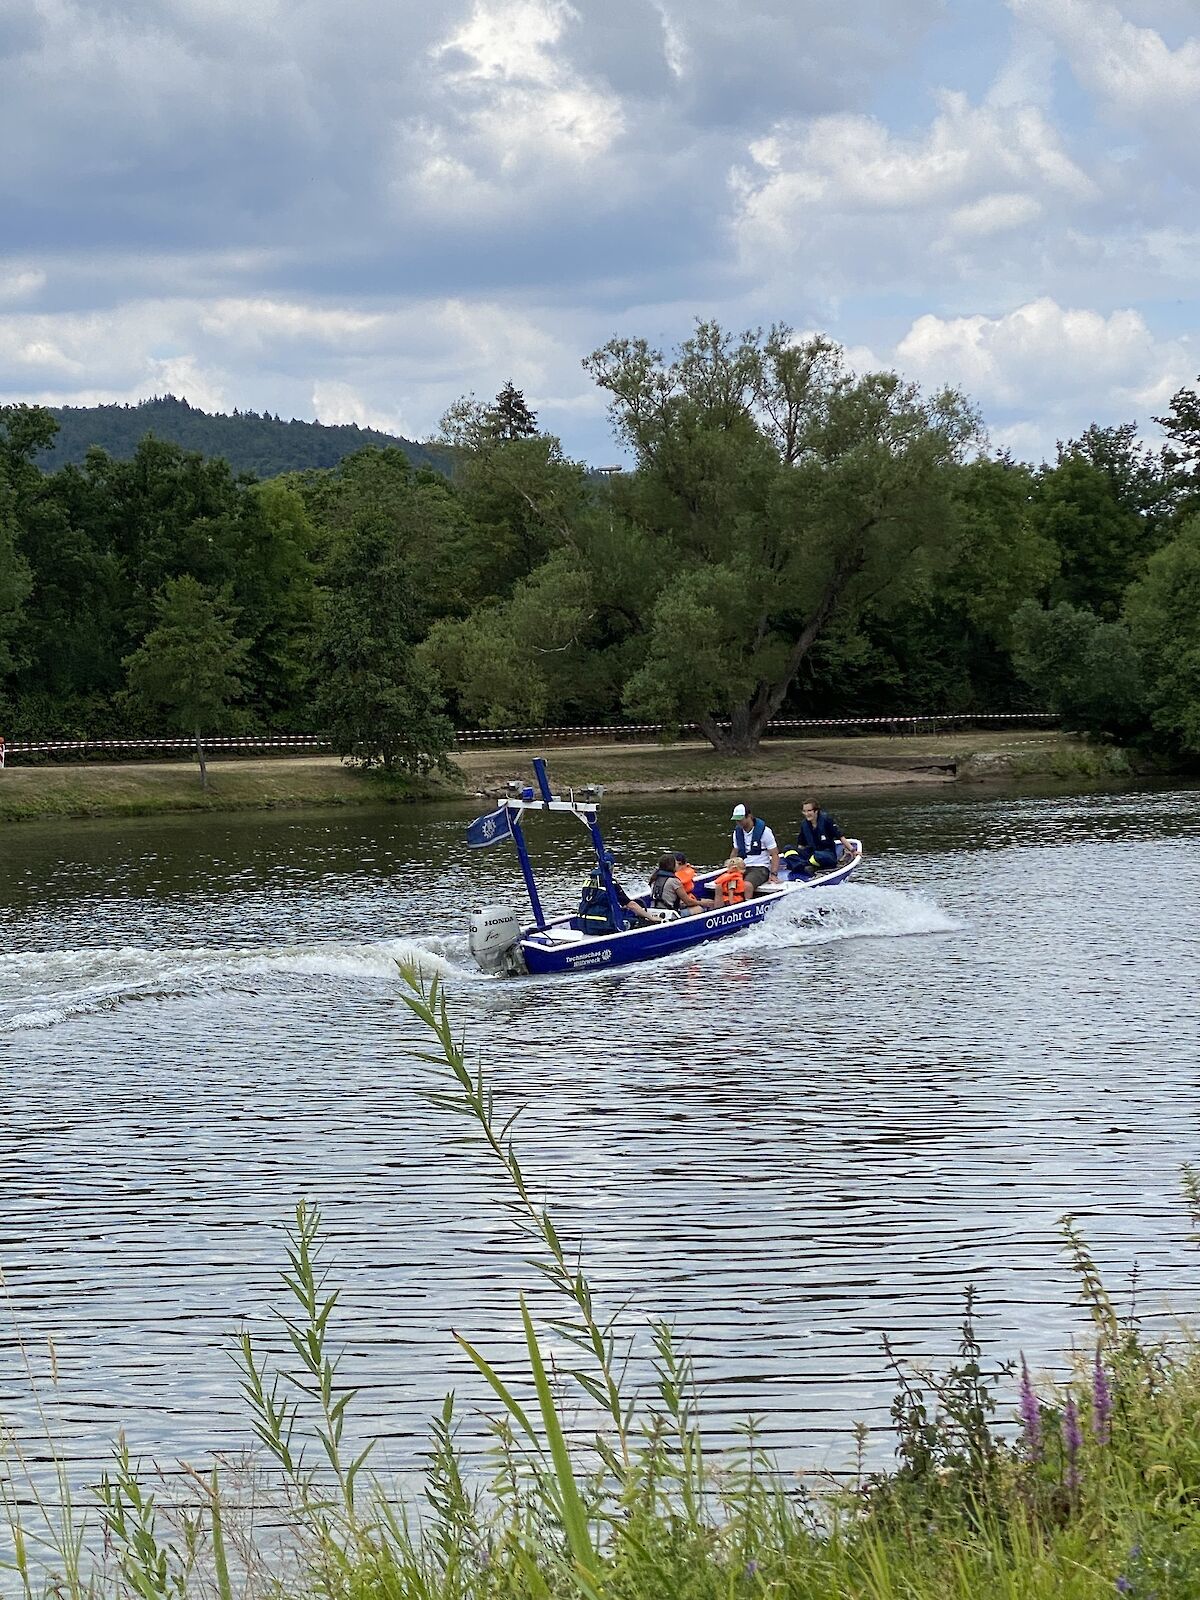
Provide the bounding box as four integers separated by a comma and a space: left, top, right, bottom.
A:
468, 906, 526, 976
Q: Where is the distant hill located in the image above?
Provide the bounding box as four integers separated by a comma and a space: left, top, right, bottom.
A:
36, 395, 450, 479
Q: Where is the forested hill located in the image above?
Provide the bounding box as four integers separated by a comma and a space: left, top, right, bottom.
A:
35, 395, 448, 478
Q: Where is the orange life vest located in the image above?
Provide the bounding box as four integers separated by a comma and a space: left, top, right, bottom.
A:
713, 868, 746, 905
675, 864, 697, 894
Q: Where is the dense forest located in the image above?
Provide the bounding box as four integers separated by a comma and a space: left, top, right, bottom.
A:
2, 329, 1199, 770
36, 395, 448, 479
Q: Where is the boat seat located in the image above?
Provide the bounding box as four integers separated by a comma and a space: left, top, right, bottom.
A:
540, 926, 588, 945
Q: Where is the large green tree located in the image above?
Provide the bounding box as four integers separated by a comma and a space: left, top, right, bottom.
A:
1124, 515, 1200, 755
1011, 599, 1144, 737
313, 515, 453, 774
0, 406, 50, 690
583, 322, 980, 753
121, 577, 251, 787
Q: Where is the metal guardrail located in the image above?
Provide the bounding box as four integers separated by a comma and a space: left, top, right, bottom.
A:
452, 714, 1058, 744
0, 714, 1058, 764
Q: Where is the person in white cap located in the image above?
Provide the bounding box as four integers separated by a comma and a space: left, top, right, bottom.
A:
729, 803, 780, 896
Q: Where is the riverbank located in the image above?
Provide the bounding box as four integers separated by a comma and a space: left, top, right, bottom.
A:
0, 729, 1138, 823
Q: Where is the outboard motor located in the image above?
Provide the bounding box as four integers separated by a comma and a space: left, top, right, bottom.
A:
468, 906, 526, 976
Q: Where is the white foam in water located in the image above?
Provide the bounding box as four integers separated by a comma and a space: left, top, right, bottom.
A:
1, 889, 961, 1027
0, 936, 476, 1033
742, 883, 963, 950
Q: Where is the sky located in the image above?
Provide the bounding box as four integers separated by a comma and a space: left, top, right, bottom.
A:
0, 0, 1197, 465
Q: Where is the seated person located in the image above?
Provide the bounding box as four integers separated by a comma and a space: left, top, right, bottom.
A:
669, 851, 715, 908
729, 804, 780, 895
711, 855, 748, 905
648, 853, 707, 916
578, 854, 656, 933
792, 798, 851, 876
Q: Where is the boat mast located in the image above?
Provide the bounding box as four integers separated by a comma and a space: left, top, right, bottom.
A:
532, 758, 627, 933
508, 807, 546, 930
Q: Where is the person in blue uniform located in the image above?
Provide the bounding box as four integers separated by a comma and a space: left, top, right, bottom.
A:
578, 853, 656, 933
792, 797, 849, 876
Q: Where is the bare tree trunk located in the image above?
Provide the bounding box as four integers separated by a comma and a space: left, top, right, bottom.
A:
195, 726, 207, 790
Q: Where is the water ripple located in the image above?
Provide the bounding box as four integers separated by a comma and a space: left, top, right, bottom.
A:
1, 783, 1199, 1493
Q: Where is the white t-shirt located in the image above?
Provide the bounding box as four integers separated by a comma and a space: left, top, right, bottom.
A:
733, 822, 777, 869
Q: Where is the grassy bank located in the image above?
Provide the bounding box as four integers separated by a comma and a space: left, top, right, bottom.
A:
8, 974, 1200, 1599
0, 755, 459, 823
0, 730, 1142, 824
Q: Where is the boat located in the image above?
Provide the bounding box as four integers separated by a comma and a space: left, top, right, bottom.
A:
466, 758, 863, 976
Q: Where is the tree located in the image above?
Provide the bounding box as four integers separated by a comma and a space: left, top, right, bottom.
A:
583, 321, 980, 753
1036, 451, 1164, 624
421, 550, 594, 726
313, 516, 453, 774
1011, 600, 1144, 736
0, 406, 50, 682
489, 381, 539, 440
0, 481, 33, 680
121, 577, 251, 787
1124, 515, 1200, 755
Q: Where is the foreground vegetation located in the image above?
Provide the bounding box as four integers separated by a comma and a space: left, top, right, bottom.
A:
3, 328, 1200, 777
5, 973, 1200, 1597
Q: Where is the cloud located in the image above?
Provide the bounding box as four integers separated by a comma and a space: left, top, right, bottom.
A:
1012, 0, 1200, 153
0, 266, 45, 304
0, 291, 589, 446
410, 0, 625, 211
0, 0, 1195, 468
893, 297, 1194, 454
310, 381, 412, 437
732, 89, 1098, 298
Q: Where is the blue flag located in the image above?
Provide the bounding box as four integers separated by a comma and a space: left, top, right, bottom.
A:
467, 805, 514, 848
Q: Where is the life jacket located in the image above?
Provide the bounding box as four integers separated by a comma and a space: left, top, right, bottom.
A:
649, 868, 679, 909
713, 867, 747, 905
578, 872, 616, 933
734, 818, 768, 860
675, 863, 697, 894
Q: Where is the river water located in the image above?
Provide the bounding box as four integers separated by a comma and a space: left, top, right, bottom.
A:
2, 780, 1199, 1505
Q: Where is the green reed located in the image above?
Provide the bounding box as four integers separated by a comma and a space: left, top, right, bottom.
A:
7, 973, 1200, 1596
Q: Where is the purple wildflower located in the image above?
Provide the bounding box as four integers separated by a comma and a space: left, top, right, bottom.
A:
1093, 1349, 1112, 1445
1062, 1394, 1082, 1499
1019, 1356, 1042, 1458
1115, 1578, 1130, 1594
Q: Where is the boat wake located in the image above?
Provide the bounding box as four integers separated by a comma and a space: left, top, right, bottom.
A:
744, 883, 961, 949
0, 935, 479, 1033
1, 889, 960, 1029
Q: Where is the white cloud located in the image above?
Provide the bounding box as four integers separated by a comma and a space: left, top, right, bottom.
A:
732, 89, 1097, 295
310, 381, 411, 437
893, 296, 1193, 453
0, 267, 46, 304
0, 290, 589, 447
413, 0, 624, 208
146, 354, 228, 413
199, 300, 382, 346
1012, 0, 1200, 132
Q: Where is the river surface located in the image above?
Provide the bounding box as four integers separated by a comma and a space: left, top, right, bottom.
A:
2, 780, 1200, 1507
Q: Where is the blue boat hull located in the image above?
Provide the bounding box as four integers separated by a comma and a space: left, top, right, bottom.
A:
518, 853, 861, 976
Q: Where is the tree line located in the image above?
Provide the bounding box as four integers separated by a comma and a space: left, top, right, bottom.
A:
2, 324, 1199, 774
36, 395, 447, 479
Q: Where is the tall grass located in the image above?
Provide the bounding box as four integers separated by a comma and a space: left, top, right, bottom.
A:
5, 969, 1200, 1596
